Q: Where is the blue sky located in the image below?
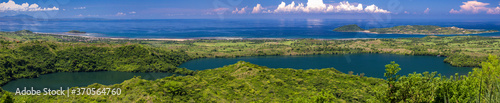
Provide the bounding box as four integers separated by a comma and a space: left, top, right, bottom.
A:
1, 0, 499, 19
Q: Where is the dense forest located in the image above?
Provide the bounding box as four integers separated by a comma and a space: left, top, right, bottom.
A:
0, 30, 499, 102
333, 24, 365, 32
0, 31, 194, 86
2, 55, 499, 102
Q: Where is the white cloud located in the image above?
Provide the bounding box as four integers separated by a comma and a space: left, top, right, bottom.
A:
232, 7, 247, 14
404, 11, 409, 14
129, 11, 136, 14
327, 1, 363, 13
270, 0, 390, 14
305, 0, 327, 12
450, 1, 500, 14
424, 8, 430, 14
364, 4, 390, 13
74, 7, 86, 10
116, 12, 126, 16
0, 0, 59, 12
252, 4, 266, 13
487, 6, 500, 14
274, 1, 306, 13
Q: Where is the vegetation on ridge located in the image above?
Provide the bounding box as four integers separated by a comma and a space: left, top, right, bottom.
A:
3, 30, 500, 68
3, 61, 386, 102
333, 24, 365, 32
2, 56, 499, 102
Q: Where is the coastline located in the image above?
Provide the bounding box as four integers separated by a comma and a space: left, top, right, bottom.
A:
21, 31, 497, 41
34, 32, 380, 41
39, 32, 194, 41
356, 30, 499, 35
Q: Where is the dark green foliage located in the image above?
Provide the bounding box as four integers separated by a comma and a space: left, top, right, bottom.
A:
11, 61, 385, 102
333, 24, 365, 32
14, 30, 32, 34
0, 42, 194, 86
13, 57, 499, 102
380, 55, 500, 103
444, 54, 487, 67
1, 92, 13, 103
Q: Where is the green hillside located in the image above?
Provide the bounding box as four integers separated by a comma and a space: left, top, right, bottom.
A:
333, 24, 365, 32
7, 61, 385, 102
369, 25, 498, 34
5, 57, 500, 102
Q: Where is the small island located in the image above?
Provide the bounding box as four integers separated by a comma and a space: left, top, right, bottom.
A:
14, 30, 33, 34
68, 30, 86, 34
333, 24, 498, 35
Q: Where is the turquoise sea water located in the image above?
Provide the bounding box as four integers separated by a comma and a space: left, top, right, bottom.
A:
1, 19, 499, 39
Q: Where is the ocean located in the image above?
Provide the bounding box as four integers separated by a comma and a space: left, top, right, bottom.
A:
1, 19, 499, 39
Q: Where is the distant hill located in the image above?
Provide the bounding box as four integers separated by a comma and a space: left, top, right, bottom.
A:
333, 24, 365, 32
334, 24, 499, 35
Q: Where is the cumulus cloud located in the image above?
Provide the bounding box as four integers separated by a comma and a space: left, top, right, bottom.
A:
450, 1, 500, 14
74, 7, 86, 10
424, 8, 430, 14
0, 0, 59, 12
326, 1, 363, 13
270, 0, 390, 14
252, 4, 266, 13
129, 11, 136, 14
364, 4, 390, 13
274, 1, 306, 13
488, 6, 500, 14
232, 7, 247, 14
